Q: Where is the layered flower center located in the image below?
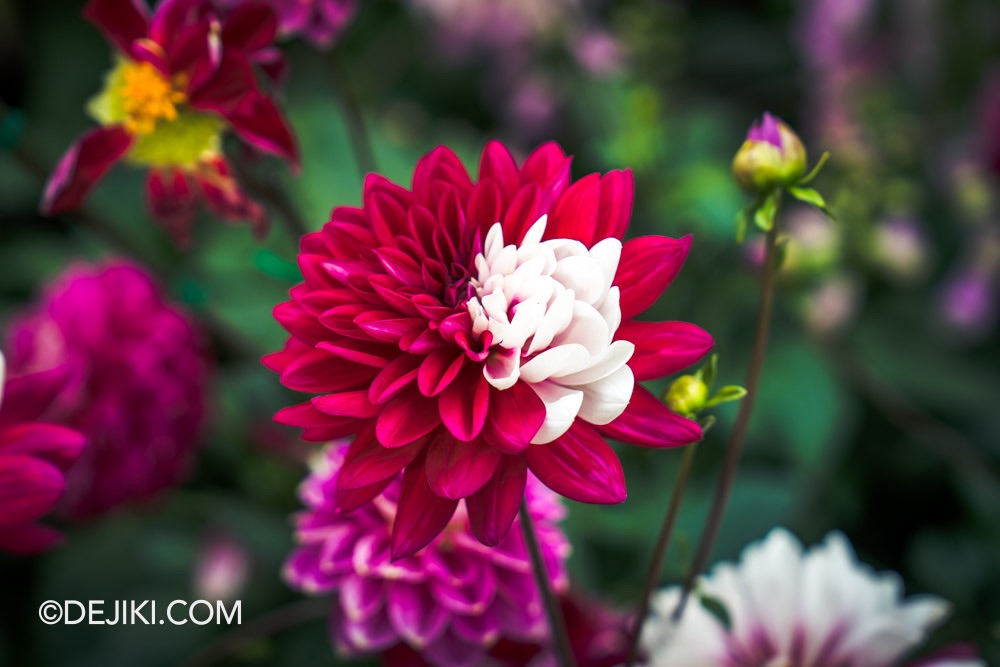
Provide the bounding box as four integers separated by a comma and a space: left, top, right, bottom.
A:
467, 216, 635, 444
119, 61, 188, 135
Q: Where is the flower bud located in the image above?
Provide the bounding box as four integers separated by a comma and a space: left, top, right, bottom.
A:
732, 113, 807, 193
665, 374, 709, 417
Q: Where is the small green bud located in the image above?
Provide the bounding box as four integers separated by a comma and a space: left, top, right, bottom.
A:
732, 112, 807, 194
665, 374, 709, 417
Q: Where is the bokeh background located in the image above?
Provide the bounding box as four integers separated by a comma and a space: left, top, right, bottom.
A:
1, 0, 999, 665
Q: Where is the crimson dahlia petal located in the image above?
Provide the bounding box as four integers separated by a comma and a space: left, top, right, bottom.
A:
41, 126, 134, 216
269, 142, 712, 553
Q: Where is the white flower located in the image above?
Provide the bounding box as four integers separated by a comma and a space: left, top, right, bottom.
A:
468, 216, 634, 444
641, 528, 983, 667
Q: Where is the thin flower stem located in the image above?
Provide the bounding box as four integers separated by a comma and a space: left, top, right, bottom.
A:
179, 597, 329, 667
227, 156, 309, 241
672, 216, 782, 621
326, 49, 377, 180
520, 500, 577, 667
626, 442, 699, 666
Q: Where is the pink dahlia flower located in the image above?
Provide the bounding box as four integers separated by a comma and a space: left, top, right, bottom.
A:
42, 0, 299, 242
267, 141, 713, 558
0, 356, 85, 554
5, 261, 208, 518
641, 528, 984, 667
215, 0, 357, 48
284, 442, 570, 666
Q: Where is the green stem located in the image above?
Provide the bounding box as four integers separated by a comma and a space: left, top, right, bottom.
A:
227, 155, 309, 241
626, 442, 699, 666
673, 217, 782, 621
326, 49, 377, 180
520, 500, 577, 667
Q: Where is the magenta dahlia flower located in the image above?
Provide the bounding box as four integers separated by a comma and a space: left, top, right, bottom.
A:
267, 141, 713, 558
5, 261, 208, 518
284, 442, 570, 666
214, 0, 357, 48
0, 356, 85, 554
41, 0, 299, 242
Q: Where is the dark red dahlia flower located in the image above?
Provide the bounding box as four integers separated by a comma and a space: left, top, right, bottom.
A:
0, 358, 86, 554
267, 142, 713, 559
41, 0, 299, 242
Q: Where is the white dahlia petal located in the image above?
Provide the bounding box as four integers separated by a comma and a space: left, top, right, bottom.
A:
529, 382, 585, 444
468, 217, 634, 445
641, 528, 966, 667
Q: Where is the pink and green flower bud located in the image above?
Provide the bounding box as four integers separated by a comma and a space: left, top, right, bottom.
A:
732, 112, 807, 193
665, 375, 709, 417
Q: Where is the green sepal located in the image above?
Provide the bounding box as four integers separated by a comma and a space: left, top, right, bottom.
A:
797, 151, 830, 185
788, 186, 835, 220
695, 354, 718, 389
697, 591, 732, 630
705, 385, 748, 408
754, 191, 778, 232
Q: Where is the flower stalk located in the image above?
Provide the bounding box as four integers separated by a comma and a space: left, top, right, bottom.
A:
520, 500, 577, 667
326, 49, 377, 179
626, 441, 699, 666
673, 210, 782, 621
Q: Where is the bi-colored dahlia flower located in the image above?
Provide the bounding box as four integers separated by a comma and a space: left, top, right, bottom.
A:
214, 0, 356, 48
42, 0, 299, 242
5, 261, 208, 518
267, 141, 713, 558
0, 355, 85, 554
641, 528, 984, 667
284, 442, 570, 667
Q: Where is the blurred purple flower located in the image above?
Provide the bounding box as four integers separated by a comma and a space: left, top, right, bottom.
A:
284, 442, 571, 666
409, 0, 576, 57
571, 29, 625, 78
796, 0, 875, 70
939, 269, 997, 337
5, 261, 209, 519
215, 0, 356, 48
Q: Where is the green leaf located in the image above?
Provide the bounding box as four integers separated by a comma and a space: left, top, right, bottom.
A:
753, 192, 778, 231
788, 186, 835, 220
705, 385, 747, 407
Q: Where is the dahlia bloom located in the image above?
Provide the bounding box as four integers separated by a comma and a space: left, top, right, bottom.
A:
41, 0, 299, 242
641, 528, 984, 667
267, 141, 713, 557
5, 261, 208, 518
284, 442, 571, 667
0, 355, 85, 554
214, 0, 356, 48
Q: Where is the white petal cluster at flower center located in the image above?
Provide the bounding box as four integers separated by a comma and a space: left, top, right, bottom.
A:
467, 216, 634, 444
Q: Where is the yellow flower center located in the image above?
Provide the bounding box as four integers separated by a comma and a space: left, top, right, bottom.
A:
119, 61, 188, 135
88, 58, 225, 169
